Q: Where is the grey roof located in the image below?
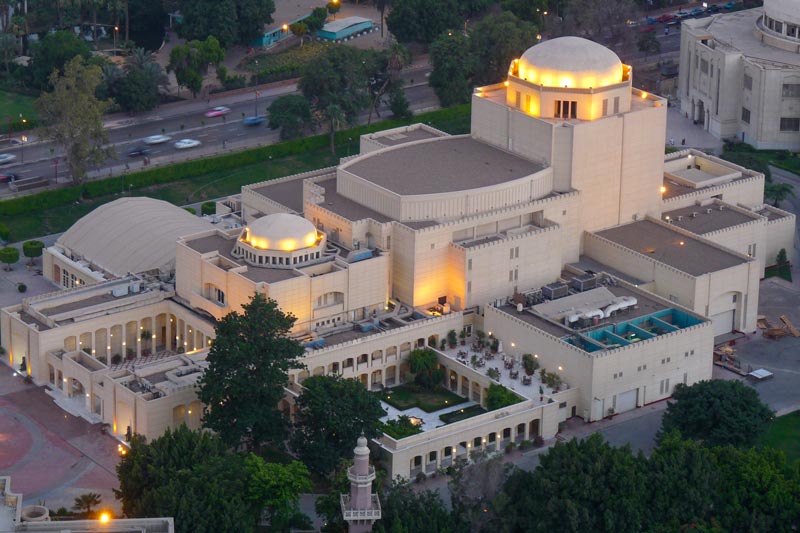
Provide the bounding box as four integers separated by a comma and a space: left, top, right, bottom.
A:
183, 233, 299, 283
249, 179, 306, 214
662, 204, 760, 234
344, 136, 544, 195
595, 220, 748, 276
56, 198, 214, 276
316, 179, 392, 222
370, 127, 444, 147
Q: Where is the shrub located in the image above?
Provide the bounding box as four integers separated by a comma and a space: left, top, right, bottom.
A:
522, 353, 539, 375
97, 356, 107, 365
126, 347, 135, 360
518, 440, 533, 450
111, 354, 122, 365
201, 201, 216, 215
505, 442, 515, 454
486, 383, 521, 410
415, 471, 427, 484
533, 435, 545, 447
17, 283, 26, 292
184, 207, 196, 215
0, 222, 9, 242
22, 240, 44, 264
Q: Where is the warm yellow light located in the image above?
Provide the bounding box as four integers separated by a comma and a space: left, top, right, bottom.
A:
304, 232, 317, 247
282, 24, 288, 31
641, 92, 648, 99
558, 366, 563, 371
679, 241, 685, 246
279, 239, 297, 252
503, 81, 509, 87
660, 186, 667, 194
559, 77, 572, 88
188, 409, 192, 414
100, 513, 110, 523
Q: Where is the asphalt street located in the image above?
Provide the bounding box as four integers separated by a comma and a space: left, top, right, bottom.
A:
0, 66, 436, 195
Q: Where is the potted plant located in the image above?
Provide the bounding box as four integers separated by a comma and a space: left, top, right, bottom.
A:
140, 330, 151, 341
439, 338, 447, 351
505, 442, 515, 454
125, 347, 135, 361
476, 329, 486, 349
459, 329, 467, 346
447, 329, 458, 348
470, 354, 478, 368
539, 385, 544, 401
111, 354, 122, 365
491, 338, 500, 354
539, 368, 547, 383
522, 353, 539, 375
534, 435, 545, 447
487, 367, 500, 380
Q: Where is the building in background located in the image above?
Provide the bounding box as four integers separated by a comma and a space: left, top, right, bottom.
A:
679, 0, 800, 149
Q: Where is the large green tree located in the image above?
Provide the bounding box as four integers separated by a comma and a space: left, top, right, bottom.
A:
298, 45, 372, 121
429, 31, 474, 107
499, 434, 649, 532
167, 36, 225, 97
500, 0, 548, 25
197, 293, 305, 452
291, 374, 385, 474
765, 182, 795, 207
470, 11, 536, 86
177, 0, 275, 47
36, 56, 113, 185
115, 425, 311, 533
407, 348, 442, 390
450, 452, 512, 532
375, 481, 453, 533
268, 94, 314, 140
658, 380, 774, 448
386, 0, 462, 44
30, 30, 91, 89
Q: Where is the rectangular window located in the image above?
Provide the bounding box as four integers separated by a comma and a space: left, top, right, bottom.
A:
780, 117, 800, 131
558, 402, 567, 408
525, 94, 531, 112
514, 268, 518, 281
555, 100, 577, 119
386, 236, 391, 250
509, 270, 514, 282
700, 58, 709, 74
775, 21, 783, 33
683, 373, 688, 385
515, 246, 519, 258
570, 101, 577, 118
613, 96, 620, 114
743, 74, 752, 91
741, 107, 751, 124
467, 281, 472, 293
515, 91, 521, 108
468, 258, 472, 271
782, 84, 800, 97
788, 24, 798, 38
602, 98, 608, 116
510, 248, 514, 259
554, 100, 562, 118
213, 288, 225, 305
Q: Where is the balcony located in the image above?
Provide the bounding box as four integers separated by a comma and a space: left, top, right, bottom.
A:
340, 494, 381, 521
347, 465, 376, 484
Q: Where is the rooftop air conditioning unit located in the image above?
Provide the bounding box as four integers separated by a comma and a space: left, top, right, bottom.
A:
677, 215, 683, 221
718, 205, 724, 211
706, 208, 713, 214
691, 212, 698, 218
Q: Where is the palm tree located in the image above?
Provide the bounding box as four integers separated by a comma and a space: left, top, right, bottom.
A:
0, 33, 15, 74
128, 47, 152, 71
375, 0, 391, 38
322, 103, 346, 154
765, 182, 795, 207
73, 492, 102, 516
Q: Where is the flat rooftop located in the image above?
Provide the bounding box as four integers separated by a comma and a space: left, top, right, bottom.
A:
595, 220, 748, 276
662, 176, 699, 199
344, 136, 544, 195
249, 177, 308, 214
317, 178, 393, 222
369, 126, 444, 147
662, 204, 759, 233
700, 8, 800, 67
569, 256, 648, 286
756, 206, 789, 221
184, 233, 300, 283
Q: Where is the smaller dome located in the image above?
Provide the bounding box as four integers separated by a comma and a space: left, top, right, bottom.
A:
517, 36, 624, 89
765, 0, 800, 27
243, 213, 318, 251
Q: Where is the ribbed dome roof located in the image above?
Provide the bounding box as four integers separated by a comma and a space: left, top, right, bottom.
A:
243, 213, 318, 251
517, 36, 624, 89
765, 0, 800, 26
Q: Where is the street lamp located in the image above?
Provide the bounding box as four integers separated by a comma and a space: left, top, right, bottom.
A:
332, 0, 339, 20
20, 135, 26, 164
114, 25, 119, 56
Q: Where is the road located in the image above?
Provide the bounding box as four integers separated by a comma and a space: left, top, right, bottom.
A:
0, 66, 436, 196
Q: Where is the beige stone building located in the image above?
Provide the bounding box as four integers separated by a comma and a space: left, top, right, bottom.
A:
679, 0, 800, 149
2, 36, 794, 479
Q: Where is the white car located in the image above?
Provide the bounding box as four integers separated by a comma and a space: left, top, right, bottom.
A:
174, 139, 201, 150
143, 134, 172, 145
0, 153, 17, 165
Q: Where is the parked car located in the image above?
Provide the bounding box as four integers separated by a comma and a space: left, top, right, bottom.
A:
0, 153, 17, 165
626, 19, 640, 27
143, 134, 172, 145
646, 16, 658, 24
676, 10, 691, 19
639, 24, 658, 33
657, 13, 676, 23
690, 7, 706, 16
127, 146, 150, 157
724, 1, 736, 9
243, 116, 265, 126
706, 4, 721, 13
204, 106, 231, 118
0, 172, 18, 182
174, 139, 201, 150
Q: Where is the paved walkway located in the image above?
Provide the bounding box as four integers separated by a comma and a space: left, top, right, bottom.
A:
665, 105, 724, 154
0, 371, 122, 513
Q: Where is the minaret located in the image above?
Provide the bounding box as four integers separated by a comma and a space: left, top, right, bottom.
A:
340, 435, 381, 532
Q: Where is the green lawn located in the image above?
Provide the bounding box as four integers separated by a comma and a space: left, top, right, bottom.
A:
0, 90, 37, 124
760, 411, 800, 465
439, 405, 487, 425
379, 385, 468, 413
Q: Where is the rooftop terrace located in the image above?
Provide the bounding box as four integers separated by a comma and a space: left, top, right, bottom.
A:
595, 220, 748, 276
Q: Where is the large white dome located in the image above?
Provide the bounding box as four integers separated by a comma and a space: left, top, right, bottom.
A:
517, 36, 624, 89
243, 213, 318, 251
765, 0, 800, 26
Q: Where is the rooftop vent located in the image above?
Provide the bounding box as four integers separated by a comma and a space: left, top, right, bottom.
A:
691, 212, 698, 218
718, 205, 724, 211
677, 215, 683, 221
706, 208, 713, 214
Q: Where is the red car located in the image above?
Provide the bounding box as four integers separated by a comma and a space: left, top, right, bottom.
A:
657, 13, 676, 23
204, 106, 231, 118
0, 172, 18, 183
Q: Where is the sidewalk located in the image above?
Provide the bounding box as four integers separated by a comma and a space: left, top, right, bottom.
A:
665, 106, 724, 154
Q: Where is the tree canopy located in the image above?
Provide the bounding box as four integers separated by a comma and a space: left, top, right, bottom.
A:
429, 32, 474, 107
115, 425, 311, 533
36, 56, 113, 184
30, 31, 91, 90
658, 380, 774, 448
291, 374, 386, 474
386, 0, 462, 44
298, 45, 373, 121
177, 0, 276, 47
268, 94, 314, 140
375, 481, 453, 533
407, 348, 443, 390
168, 36, 225, 97
197, 293, 305, 452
